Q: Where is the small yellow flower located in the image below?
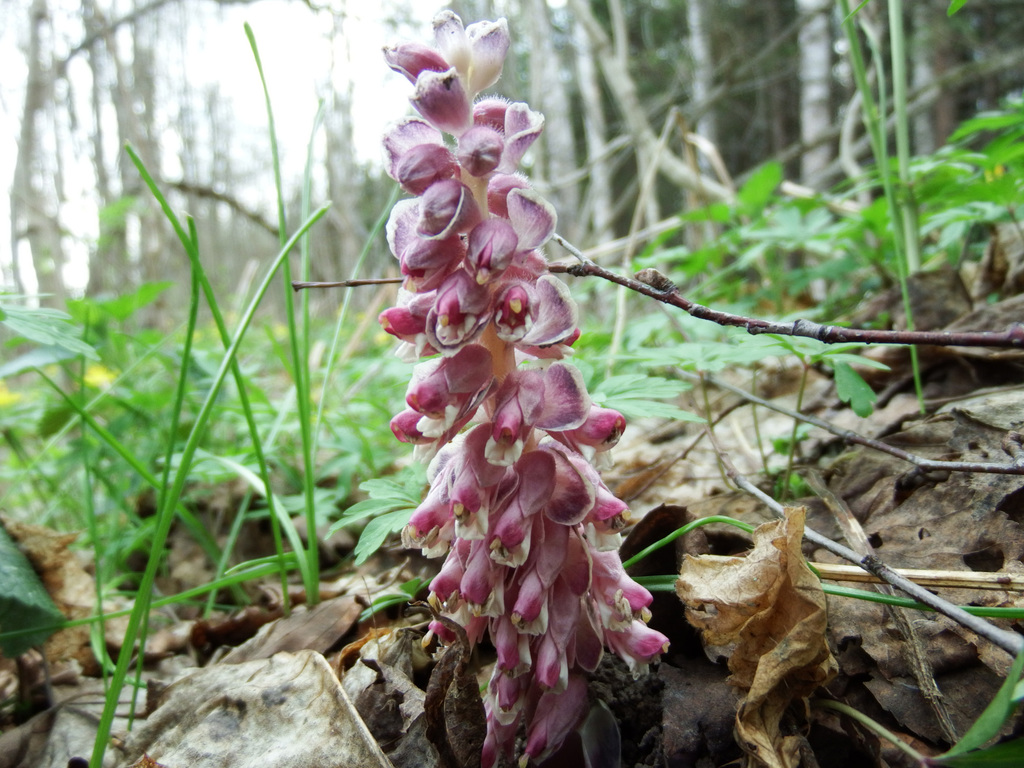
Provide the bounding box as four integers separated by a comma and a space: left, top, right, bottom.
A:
0, 380, 21, 407
84, 363, 118, 389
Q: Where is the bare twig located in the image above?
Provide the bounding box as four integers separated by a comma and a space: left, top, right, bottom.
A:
702, 426, 1024, 656
684, 370, 1024, 476
549, 258, 1024, 349
292, 278, 402, 291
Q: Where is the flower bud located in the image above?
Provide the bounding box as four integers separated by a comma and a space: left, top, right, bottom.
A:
394, 143, 458, 195
466, 18, 510, 93
467, 219, 518, 284
410, 68, 473, 135
418, 179, 481, 240
383, 41, 450, 84
473, 97, 510, 132
500, 102, 545, 171
487, 173, 530, 219
458, 125, 505, 177
433, 11, 471, 76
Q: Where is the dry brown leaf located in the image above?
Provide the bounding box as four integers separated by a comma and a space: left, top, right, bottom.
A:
676, 507, 837, 768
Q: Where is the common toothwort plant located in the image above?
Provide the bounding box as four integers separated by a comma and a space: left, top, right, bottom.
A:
380, 12, 668, 766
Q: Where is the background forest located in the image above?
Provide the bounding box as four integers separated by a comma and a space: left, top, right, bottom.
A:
4, 1, 1024, 767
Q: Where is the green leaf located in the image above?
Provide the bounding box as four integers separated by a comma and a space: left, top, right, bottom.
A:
947, 0, 968, 16
833, 362, 877, 418
352, 508, 416, 565
937, 739, 1024, 767
0, 524, 65, 657
737, 162, 783, 213
591, 374, 704, 423
0, 344, 80, 378
328, 465, 427, 563
0, 302, 98, 360
940, 646, 1024, 758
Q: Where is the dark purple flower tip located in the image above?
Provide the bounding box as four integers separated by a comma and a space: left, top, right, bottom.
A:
390, 407, 432, 445
394, 143, 459, 195
458, 125, 505, 177
508, 188, 557, 250
418, 179, 482, 240
426, 268, 492, 352
499, 102, 545, 172
473, 97, 510, 132
467, 219, 518, 283
487, 173, 530, 219
411, 67, 473, 135
494, 283, 531, 342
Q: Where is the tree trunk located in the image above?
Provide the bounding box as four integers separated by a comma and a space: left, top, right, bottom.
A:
527, 0, 581, 240
11, 0, 67, 304
573, 18, 613, 245
687, 0, 716, 147
797, 0, 834, 188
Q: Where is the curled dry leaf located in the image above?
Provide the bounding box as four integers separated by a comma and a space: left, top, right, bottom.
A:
675, 506, 837, 768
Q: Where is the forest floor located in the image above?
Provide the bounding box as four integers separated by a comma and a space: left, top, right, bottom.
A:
4, 246, 1024, 768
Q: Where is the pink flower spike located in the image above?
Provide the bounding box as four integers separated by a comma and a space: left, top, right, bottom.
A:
418, 179, 482, 240
466, 18, 510, 92
383, 41, 450, 84
467, 219, 518, 283
507, 188, 557, 250
458, 125, 505, 177
410, 68, 473, 135
523, 674, 589, 764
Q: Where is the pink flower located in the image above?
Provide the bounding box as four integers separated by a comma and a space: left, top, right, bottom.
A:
379, 14, 668, 766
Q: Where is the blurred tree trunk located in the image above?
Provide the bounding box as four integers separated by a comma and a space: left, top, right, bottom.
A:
325, 5, 369, 284
910, 0, 937, 154
527, 0, 581, 241
573, 19, 613, 245
687, 0, 716, 147
11, 0, 67, 304
797, 0, 833, 188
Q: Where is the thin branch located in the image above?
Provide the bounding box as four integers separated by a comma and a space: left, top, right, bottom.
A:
292, 277, 402, 291
701, 426, 1024, 656
684, 370, 1024, 476
550, 258, 1024, 349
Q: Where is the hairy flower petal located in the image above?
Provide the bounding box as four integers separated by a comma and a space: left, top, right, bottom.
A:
507, 188, 557, 250
410, 67, 473, 135
466, 18, 510, 92
383, 41, 450, 84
